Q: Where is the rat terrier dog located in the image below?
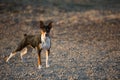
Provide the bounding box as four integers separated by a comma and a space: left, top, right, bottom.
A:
6, 21, 52, 69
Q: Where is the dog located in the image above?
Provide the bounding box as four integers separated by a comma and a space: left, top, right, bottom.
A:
6, 20, 52, 69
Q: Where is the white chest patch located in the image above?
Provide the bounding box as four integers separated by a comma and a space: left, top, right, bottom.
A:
41, 36, 51, 50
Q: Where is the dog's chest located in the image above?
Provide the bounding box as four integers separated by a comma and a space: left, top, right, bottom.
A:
41, 37, 51, 49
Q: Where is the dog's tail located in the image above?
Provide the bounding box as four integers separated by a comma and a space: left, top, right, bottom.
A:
24, 34, 27, 36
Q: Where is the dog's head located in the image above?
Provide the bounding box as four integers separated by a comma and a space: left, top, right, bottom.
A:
40, 21, 52, 37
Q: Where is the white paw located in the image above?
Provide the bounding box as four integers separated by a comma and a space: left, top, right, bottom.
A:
6, 57, 10, 63
46, 64, 50, 68
6, 59, 9, 63
38, 65, 42, 69
21, 58, 25, 62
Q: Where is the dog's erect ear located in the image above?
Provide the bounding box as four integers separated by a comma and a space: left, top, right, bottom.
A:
40, 21, 44, 28
48, 22, 52, 29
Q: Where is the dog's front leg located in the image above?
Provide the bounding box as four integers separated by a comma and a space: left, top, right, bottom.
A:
37, 48, 42, 69
46, 49, 50, 68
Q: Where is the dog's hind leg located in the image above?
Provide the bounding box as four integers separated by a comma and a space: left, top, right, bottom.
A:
20, 47, 27, 62
6, 39, 27, 62
6, 51, 16, 62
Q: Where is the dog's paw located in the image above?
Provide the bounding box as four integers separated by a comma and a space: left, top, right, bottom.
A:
46, 64, 50, 68
21, 57, 26, 62
6, 59, 9, 63
38, 65, 42, 69
6, 57, 9, 63
21, 58, 26, 63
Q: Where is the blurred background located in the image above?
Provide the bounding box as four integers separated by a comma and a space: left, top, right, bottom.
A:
0, 0, 120, 12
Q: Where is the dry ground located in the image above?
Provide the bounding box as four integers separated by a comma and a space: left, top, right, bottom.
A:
0, 0, 120, 80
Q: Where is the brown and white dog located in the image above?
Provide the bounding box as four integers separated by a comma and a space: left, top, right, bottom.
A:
6, 20, 52, 69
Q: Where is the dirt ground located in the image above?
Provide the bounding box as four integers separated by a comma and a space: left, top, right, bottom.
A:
0, 0, 120, 80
